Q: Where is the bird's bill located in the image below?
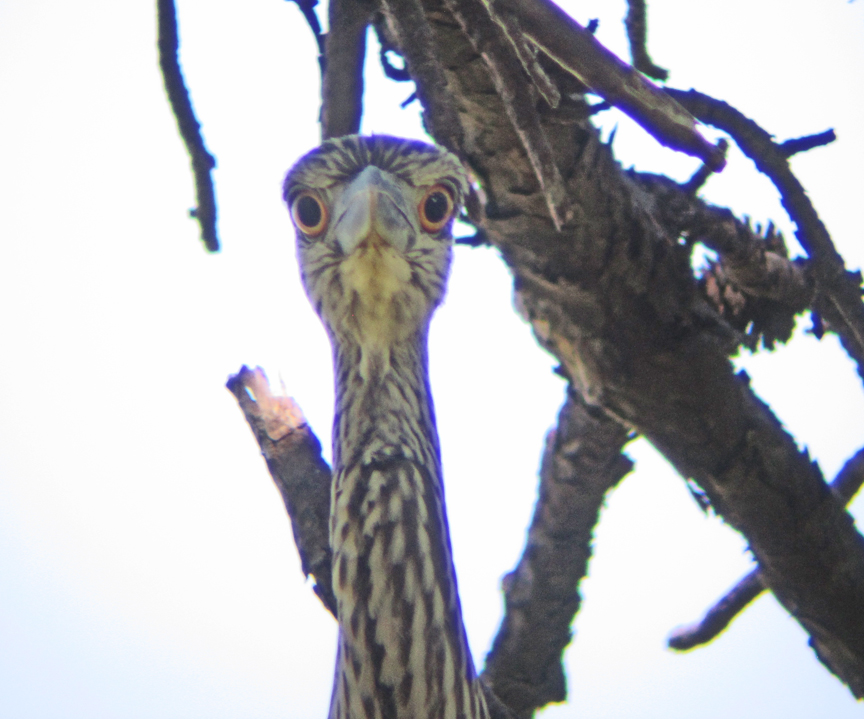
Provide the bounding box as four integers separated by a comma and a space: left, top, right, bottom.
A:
332, 166, 418, 256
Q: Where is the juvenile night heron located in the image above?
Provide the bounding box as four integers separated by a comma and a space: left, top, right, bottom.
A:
284, 136, 490, 719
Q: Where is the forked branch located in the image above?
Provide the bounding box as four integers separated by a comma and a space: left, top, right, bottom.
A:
669, 447, 864, 651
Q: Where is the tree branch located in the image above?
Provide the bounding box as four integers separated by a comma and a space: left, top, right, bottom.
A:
489, 0, 724, 169
286, 0, 326, 76
379, 0, 465, 154
632, 170, 811, 350
669, 447, 864, 651
322, 0, 374, 139
418, 5, 864, 692
226, 366, 336, 617
157, 0, 218, 252
482, 389, 633, 718
779, 129, 836, 158
624, 0, 668, 81
666, 89, 864, 382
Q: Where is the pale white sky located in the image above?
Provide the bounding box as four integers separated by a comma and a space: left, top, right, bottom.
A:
0, 1, 862, 717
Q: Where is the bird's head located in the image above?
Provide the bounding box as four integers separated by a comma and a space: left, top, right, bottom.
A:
284, 135, 469, 348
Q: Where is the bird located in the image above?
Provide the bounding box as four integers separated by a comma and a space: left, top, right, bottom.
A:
283, 135, 490, 719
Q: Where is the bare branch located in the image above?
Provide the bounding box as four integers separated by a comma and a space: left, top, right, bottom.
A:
666, 88, 864, 382
379, 0, 465, 154
157, 0, 218, 252
668, 447, 864, 651
483, 390, 633, 718
490, 0, 724, 169
446, 0, 569, 228
779, 128, 836, 157
287, 0, 326, 75
682, 138, 728, 194
668, 569, 763, 651
322, 0, 374, 139
624, 0, 668, 81
226, 366, 336, 617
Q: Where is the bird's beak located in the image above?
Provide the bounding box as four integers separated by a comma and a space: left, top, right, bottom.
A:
332, 166, 416, 255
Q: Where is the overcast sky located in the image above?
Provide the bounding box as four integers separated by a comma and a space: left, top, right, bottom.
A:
1, 1, 863, 717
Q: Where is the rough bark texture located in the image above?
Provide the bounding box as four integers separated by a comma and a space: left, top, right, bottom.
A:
482, 391, 633, 718
416, 0, 864, 697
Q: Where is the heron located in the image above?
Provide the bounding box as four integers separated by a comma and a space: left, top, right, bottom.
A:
284, 135, 490, 719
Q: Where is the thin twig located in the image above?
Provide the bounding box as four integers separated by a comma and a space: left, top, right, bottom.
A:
490, 0, 724, 169
322, 0, 374, 139
287, 0, 326, 75
682, 138, 728, 194
380, 47, 412, 82
667, 88, 864, 381
226, 366, 337, 617
779, 129, 836, 157
624, 0, 668, 81
157, 0, 219, 252
668, 569, 763, 651
668, 447, 864, 651
446, 0, 569, 228
483, 390, 633, 718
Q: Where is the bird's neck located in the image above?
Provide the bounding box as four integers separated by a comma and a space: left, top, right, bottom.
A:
331, 335, 440, 473
327, 334, 489, 719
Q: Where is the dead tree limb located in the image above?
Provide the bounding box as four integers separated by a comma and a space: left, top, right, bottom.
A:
488, 0, 724, 168
482, 390, 633, 718
418, 0, 864, 696
226, 366, 336, 617
156, 0, 219, 252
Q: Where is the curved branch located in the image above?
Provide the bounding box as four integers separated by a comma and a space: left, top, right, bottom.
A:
157, 0, 219, 252
624, 0, 668, 81
666, 88, 864, 381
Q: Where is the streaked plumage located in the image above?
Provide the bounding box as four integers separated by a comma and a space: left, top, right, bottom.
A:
284, 136, 488, 719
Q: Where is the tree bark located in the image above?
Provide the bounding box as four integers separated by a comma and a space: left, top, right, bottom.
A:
416, 0, 864, 697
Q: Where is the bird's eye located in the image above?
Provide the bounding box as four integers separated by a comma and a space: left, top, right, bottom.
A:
418, 185, 455, 233
291, 192, 328, 236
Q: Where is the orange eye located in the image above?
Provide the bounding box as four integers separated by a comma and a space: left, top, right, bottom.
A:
291, 191, 328, 236
418, 185, 455, 233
